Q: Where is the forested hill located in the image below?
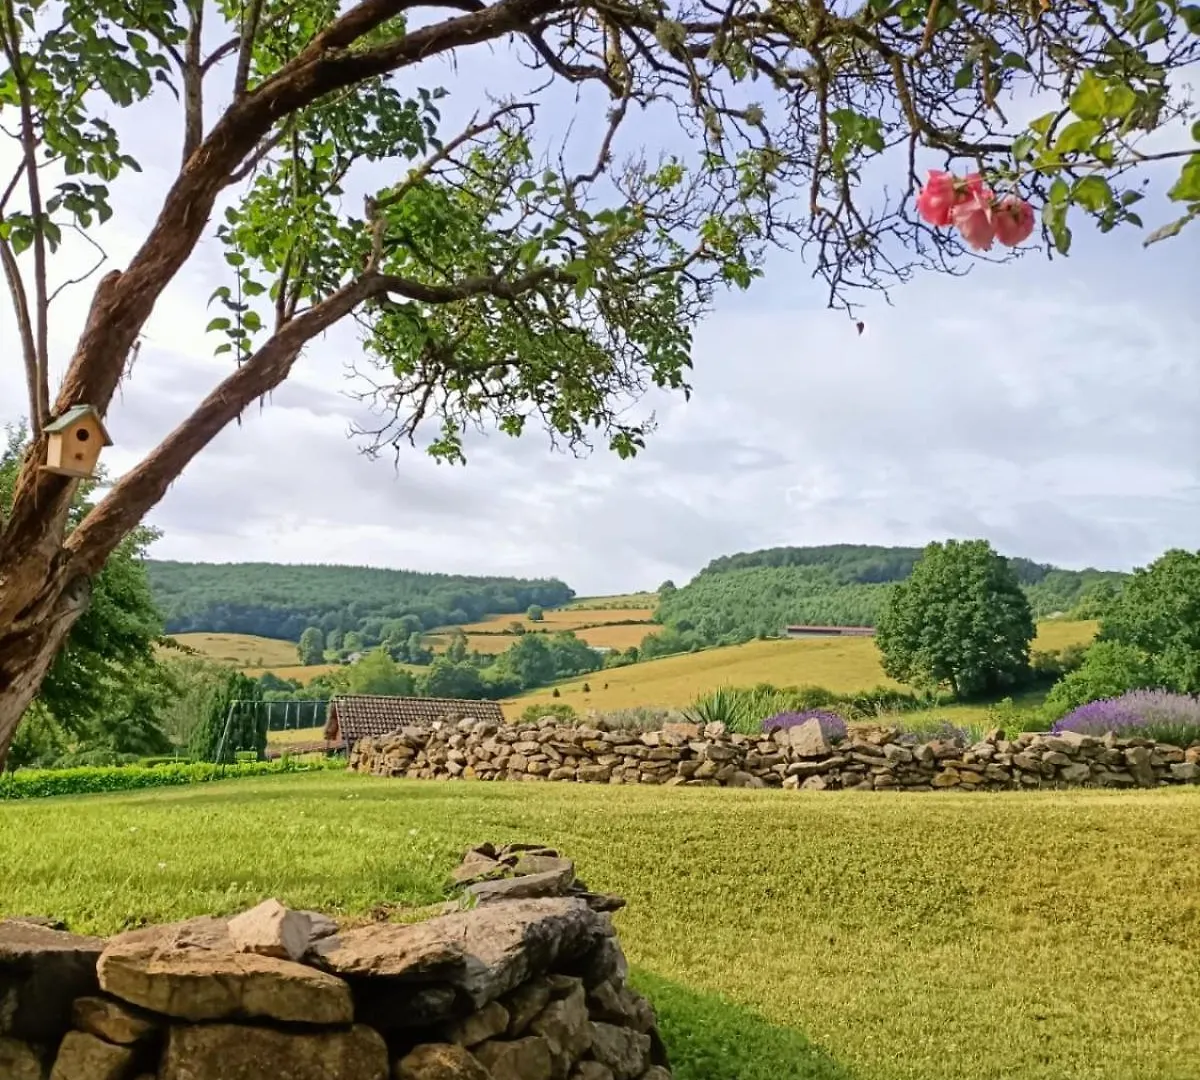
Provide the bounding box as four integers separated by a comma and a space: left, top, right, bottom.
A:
656, 544, 1127, 645
146, 561, 574, 642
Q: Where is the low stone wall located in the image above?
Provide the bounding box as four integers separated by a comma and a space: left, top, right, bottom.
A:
348, 716, 1200, 791
0, 847, 668, 1080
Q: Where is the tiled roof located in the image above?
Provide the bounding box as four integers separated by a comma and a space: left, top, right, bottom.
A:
325, 695, 506, 745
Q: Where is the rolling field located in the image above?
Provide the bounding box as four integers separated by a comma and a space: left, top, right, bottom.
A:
2, 774, 1197, 1080
515, 620, 1100, 711
170, 632, 301, 668
452, 606, 656, 635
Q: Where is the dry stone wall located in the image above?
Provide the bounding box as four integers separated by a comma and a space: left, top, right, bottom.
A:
348, 715, 1200, 791
0, 848, 668, 1080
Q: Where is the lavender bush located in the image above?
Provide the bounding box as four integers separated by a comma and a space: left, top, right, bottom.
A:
1052, 690, 1200, 746
761, 710, 848, 743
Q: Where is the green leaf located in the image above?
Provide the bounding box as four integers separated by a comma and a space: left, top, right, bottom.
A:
1012, 134, 1036, 162
1069, 71, 1108, 121
1167, 156, 1200, 203
1072, 175, 1114, 212
953, 63, 975, 90
1192, 120, 1200, 143
1029, 112, 1056, 136
1182, 4, 1200, 32
1049, 178, 1070, 206
1143, 210, 1198, 246
1056, 119, 1103, 154
1142, 18, 1168, 43
206, 317, 231, 333
1001, 52, 1032, 72
1104, 84, 1137, 121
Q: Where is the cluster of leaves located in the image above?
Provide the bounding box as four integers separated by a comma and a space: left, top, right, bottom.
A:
682, 682, 932, 734
0, 755, 343, 800
187, 670, 265, 764
1043, 548, 1200, 715
876, 539, 1036, 698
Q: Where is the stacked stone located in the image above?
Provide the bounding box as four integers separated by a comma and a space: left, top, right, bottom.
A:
0, 853, 670, 1080
347, 716, 1200, 792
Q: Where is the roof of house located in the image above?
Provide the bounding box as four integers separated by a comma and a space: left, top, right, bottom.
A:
45, 404, 113, 445
324, 695, 506, 744
785, 624, 875, 633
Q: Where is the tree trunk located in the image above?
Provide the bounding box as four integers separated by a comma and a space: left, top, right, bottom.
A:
0, 567, 91, 768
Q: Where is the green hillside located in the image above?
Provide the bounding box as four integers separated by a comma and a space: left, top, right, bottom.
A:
147, 561, 574, 644
655, 544, 1126, 645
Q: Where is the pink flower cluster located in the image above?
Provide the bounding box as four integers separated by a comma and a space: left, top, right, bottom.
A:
915, 170, 1035, 252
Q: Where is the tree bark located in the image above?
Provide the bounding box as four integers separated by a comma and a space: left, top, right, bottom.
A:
0, 572, 91, 767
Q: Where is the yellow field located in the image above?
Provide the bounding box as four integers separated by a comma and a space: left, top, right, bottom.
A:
453, 607, 655, 634
169, 632, 300, 668
266, 725, 329, 745
243, 663, 345, 685
575, 623, 655, 650
513, 620, 1100, 712
1032, 618, 1100, 650
565, 592, 659, 610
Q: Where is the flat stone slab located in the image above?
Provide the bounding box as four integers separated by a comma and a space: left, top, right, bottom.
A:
98, 919, 352, 1024
0, 919, 104, 1042
313, 897, 609, 1008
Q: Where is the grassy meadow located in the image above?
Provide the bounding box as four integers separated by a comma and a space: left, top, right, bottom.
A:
513, 619, 1099, 712
2, 773, 1196, 1080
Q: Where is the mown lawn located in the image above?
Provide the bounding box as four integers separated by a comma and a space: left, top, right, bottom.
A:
1, 774, 1196, 1080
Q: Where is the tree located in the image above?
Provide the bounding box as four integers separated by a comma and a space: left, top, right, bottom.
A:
1, 1, 1198, 764
421, 658, 486, 700
188, 671, 265, 763
1094, 549, 1200, 692
344, 648, 416, 696
876, 539, 1035, 698
297, 627, 325, 666
2, 427, 170, 758
526, 605, 545, 623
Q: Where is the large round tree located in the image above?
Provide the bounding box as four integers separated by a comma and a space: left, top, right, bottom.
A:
876, 538, 1036, 698
0, 0, 1197, 764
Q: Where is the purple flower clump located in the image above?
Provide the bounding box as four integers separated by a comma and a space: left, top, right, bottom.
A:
1053, 690, 1200, 745
762, 710, 847, 743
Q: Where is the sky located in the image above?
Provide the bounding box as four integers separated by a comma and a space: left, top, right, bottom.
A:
2, 19, 1198, 597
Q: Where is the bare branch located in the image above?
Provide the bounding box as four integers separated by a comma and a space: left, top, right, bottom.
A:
46, 228, 108, 306
203, 35, 239, 75
0, 237, 40, 437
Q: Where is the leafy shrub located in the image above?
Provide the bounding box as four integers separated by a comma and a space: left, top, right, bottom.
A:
0, 756, 345, 800
591, 706, 686, 732
50, 750, 140, 769
520, 702, 577, 725
1052, 690, 1200, 746
898, 718, 973, 743
761, 710, 848, 743
1043, 641, 1160, 719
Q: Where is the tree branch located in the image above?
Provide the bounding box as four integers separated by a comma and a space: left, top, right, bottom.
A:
203, 35, 240, 75
181, 0, 204, 164
233, 0, 264, 97
0, 236, 40, 438
1, 0, 50, 434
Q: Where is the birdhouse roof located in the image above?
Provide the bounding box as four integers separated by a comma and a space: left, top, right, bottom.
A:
44, 405, 112, 446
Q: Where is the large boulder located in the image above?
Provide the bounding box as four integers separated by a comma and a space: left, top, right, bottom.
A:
48, 1031, 134, 1080
98, 917, 352, 1024
0, 920, 104, 1042
0, 1036, 46, 1080
158, 1023, 388, 1080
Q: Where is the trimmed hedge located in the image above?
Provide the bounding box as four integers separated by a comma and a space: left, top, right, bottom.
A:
0, 755, 345, 800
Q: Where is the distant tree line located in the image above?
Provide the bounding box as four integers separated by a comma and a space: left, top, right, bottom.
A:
146, 561, 575, 642
647, 545, 1129, 658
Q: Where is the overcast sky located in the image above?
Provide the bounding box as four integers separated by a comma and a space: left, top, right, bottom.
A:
2, 27, 1198, 596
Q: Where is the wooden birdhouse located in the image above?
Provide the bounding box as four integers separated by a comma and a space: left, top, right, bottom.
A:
42, 405, 111, 479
